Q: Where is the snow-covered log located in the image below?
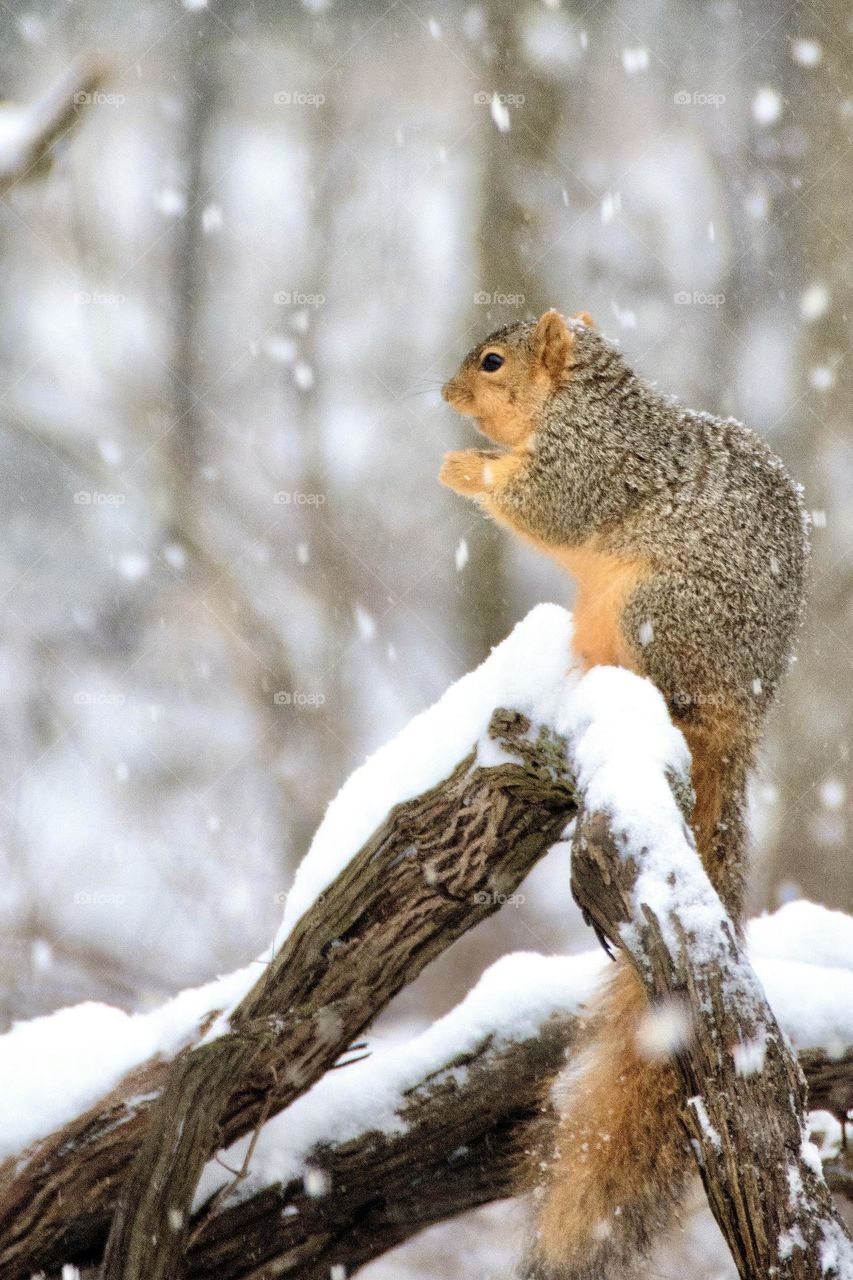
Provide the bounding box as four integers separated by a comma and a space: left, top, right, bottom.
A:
182, 925, 853, 1280
567, 667, 853, 1278
0, 608, 581, 1280
2, 607, 852, 1279
4, 918, 851, 1280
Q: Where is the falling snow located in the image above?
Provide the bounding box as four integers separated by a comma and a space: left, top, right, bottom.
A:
792, 38, 822, 67
800, 282, 830, 322
490, 93, 511, 133
621, 47, 649, 74
752, 87, 783, 125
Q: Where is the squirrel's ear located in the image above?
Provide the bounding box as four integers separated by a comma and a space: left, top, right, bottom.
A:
572, 310, 595, 328
532, 309, 572, 378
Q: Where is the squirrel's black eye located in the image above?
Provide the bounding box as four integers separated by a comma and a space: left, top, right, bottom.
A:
480, 352, 504, 373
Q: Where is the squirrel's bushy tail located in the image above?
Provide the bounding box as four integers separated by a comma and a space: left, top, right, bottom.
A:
527, 961, 690, 1279
525, 721, 752, 1279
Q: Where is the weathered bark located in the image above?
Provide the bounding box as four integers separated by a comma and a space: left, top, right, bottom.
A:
183, 1026, 853, 1280
0, 710, 576, 1280
571, 800, 853, 1278
185, 1014, 577, 1280
4, 687, 852, 1280
801, 1046, 853, 1122
2, 921, 852, 1278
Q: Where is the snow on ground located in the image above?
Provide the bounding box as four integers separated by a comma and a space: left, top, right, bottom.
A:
1, 608, 852, 1180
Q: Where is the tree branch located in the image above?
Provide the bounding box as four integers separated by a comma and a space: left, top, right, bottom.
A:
185, 1037, 853, 1280
0, 710, 576, 1280
0, 58, 105, 195
568, 671, 853, 1279
181, 993, 853, 1280
3, 946, 851, 1280
3, 656, 852, 1280
185, 1013, 576, 1280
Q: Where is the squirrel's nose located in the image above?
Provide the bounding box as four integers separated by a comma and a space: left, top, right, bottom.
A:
441, 380, 456, 403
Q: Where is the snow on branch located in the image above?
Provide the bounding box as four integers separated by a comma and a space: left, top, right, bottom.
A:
180, 914, 853, 1280
0, 606, 582, 1279
1, 607, 852, 1279
3, 921, 853, 1279
568, 666, 853, 1278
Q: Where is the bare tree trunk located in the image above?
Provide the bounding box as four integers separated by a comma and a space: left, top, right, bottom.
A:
461, 2, 565, 661
758, 2, 853, 914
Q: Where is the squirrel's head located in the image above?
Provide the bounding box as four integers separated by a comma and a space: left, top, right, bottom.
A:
441, 309, 592, 448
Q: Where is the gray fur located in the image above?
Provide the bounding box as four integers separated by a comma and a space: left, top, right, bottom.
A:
489, 319, 809, 729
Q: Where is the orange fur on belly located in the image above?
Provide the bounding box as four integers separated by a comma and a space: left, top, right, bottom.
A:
478, 492, 648, 673
552, 543, 647, 671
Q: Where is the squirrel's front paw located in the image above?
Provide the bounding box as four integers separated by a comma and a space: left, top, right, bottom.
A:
439, 449, 498, 496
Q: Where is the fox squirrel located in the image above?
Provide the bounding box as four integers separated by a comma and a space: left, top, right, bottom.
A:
440, 310, 808, 1279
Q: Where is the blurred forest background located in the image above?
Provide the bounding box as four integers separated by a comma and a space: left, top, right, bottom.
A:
1, 0, 851, 1274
